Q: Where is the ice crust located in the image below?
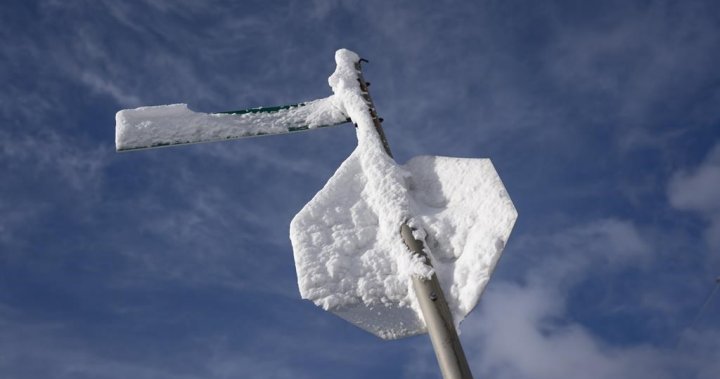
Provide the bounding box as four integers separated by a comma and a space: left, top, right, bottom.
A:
290, 49, 517, 339
115, 96, 348, 151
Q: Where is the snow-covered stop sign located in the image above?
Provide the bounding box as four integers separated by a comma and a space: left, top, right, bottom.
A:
290, 50, 517, 340
291, 152, 516, 339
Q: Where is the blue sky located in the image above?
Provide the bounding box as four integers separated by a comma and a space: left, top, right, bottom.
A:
1, 0, 719, 378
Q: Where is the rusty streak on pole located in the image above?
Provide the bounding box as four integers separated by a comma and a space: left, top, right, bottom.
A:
355, 61, 474, 379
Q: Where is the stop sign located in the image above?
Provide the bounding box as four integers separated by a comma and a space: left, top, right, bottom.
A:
290, 150, 517, 339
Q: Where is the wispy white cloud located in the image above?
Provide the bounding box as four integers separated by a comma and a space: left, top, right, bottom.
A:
0, 130, 108, 193
0, 130, 109, 252
668, 143, 720, 250
0, 302, 388, 379
541, 1, 720, 150
0, 311, 299, 379
80, 72, 141, 107
100, 139, 349, 296
466, 283, 671, 379
509, 219, 652, 288
450, 218, 719, 379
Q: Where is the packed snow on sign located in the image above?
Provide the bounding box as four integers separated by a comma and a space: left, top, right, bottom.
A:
115, 96, 348, 151
289, 49, 518, 340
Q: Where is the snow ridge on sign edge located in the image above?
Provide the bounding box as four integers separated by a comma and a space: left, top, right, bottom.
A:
290, 151, 517, 339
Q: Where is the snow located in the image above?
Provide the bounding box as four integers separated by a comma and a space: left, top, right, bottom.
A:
290, 49, 517, 339
115, 96, 348, 151
114, 47, 517, 340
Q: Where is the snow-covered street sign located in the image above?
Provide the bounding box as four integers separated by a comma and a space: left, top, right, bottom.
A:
115, 48, 517, 379
115, 98, 349, 151
290, 51, 517, 340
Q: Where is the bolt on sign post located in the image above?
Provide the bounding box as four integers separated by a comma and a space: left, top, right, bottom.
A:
116, 49, 517, 379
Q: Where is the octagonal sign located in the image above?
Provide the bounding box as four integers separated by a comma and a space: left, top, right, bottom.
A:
290, 151, 517, 339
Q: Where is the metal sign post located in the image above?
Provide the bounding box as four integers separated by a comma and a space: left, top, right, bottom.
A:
402, 224, 474, 379
355, 61, 473, 379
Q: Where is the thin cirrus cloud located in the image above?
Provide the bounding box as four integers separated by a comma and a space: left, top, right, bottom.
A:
668, 143, 720, 251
